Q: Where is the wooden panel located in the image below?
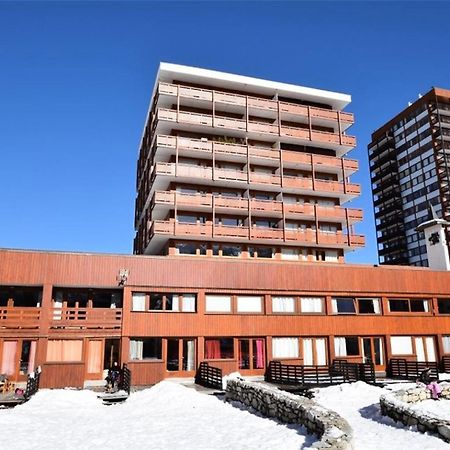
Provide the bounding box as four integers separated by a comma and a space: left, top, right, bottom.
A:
40, 363, 84, 388
126, 361, 165, 385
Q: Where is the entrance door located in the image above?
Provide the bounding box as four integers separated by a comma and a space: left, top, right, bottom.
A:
362, 337, 384, 370
104, 339, 120, 369
166, 338, 195, 374
238, 338, 265, 372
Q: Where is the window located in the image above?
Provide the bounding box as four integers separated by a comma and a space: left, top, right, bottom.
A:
176, 243, 197, 255
334, 337, 359, 357
130, 338, 162, 360
47, 340, 83, 362
280, 248, 299, 260
132, 293, 146, 311
272, 297, 295, 313
332, 298, 356, 314
222, 246, 242, 257
357, 298, 380, 314
205, 295, 231, 313
300, 297, 324, 313
438, 299, 450, 314
442, 336, 450, 354
388, 298, 429, 313
272, 337, 299, 358
236, 296, 262, 313
204, 338, 234, 359
390, 336, 413, 355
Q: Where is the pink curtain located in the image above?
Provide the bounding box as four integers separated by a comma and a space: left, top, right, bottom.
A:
47, 340, 82, 362
205, 340, 221, 359
27, 341, 37, 374
255, 339, 264, 369
87, 340, 102, 373
1, 341, 18, 376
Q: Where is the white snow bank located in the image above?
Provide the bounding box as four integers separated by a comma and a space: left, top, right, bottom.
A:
408, 398, 450, 421
315, 381, 448, 450
0, 382, 308, 449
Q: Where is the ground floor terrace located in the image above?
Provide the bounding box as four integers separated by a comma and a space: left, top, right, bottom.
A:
0, 248, 450, 388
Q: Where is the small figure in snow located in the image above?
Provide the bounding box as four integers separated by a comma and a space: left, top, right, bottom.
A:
417, 367, 442, 400
105, 362, 121, 393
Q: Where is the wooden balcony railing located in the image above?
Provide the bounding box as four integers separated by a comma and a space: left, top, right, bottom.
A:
152, 162, 361, 197
156, 108, 356, 149
153, 191, 363, 224
0, 307, 41, 329
151, 220, 365, 248
158, 81, 354, 125
50, 308, 122, 330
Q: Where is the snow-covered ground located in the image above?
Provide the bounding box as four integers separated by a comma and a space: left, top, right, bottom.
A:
1, 379, 450, 449
314, 381, 448, 450
0, 382, 313, 450
409, 398, 450, 421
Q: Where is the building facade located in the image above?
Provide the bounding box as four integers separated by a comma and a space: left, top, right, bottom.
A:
1, 249, 450, 388
134, 63, 364, 262
369, 87, 450, 266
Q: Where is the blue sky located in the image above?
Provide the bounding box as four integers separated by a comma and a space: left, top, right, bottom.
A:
1, 1, 450, 263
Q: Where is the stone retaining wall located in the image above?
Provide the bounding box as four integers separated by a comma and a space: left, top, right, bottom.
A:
225, 379, 353, 450
380, 382, 450, 442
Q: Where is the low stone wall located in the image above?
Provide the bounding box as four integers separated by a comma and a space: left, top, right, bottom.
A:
225, 379, 353, 450
380, 382, 450, 442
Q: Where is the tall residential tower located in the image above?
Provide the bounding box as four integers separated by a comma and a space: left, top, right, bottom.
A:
369, 87, 450, 266
134, 63, 364, 261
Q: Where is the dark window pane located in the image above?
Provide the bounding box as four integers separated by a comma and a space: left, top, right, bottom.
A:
239, 340, 250, 369
335, 298, 356, 314
142, 338, 162, 359
222, 246, 241, 257
166, 339, 179, 371
177, 243, 197, 255
358, 299, 375, 314
438, 299, 450, 314
257, 248, 273, 258
410, 299, 427, 312
150, 294, 163, 310
389, 299, 409, 312
345, 337, 359, 356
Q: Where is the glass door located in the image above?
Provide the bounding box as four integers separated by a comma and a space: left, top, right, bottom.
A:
362, 337, 384, 370
238, 338, 265, 371
166, 338, 195, 373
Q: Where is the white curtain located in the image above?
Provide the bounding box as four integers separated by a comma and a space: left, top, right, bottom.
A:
205, 295, 231, 312
272, 338, 299, 358
331, 299, 338, 314
334, 337, 347, 357
316, 338, 327, 365
53, 291, 63, 320
301, 298, 323, 313
186, 340, 195, 371
373, 299, 381, 314
443, 336, 450, 354
390, 336, 413, 355
182, 295, 196, 312
272, 297, 295, 313
425, 337, 436, 362
172, 295, 180, 312
415, 337, 425, 361
130, 340, 144, 360
325, 251, 338, 262
132, 293, 146, 311
281, 248, 298, 260
236, 296, 262, 313
423, 300, 429, 312
303, 339, 313, 365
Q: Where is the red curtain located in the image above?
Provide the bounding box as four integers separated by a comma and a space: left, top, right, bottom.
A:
255, 339, 264, 369
205, 339, 221, 359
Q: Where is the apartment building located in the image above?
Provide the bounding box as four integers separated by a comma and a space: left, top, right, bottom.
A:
368, 87, 450, 266
134, 63, 364, 262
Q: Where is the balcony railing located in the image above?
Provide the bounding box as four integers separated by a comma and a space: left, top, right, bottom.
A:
158, 81, 354, 126
153, 191, 363, 223
50, 308, 122, 330
152, 162, 361, 197
150, 220, 365, 248
0, 307, 41, 329
156, 108, 356, 148
156, 135, 358, 173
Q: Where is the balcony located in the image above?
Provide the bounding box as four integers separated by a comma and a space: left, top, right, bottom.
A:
0, 307, 41, 330
151, 162, 360, 201
152, 191, 363, 224
154, 108, 356, 155
150, 219, 365, 249
155, 135, 358, 176
50, 308, 122, 332
158, 82, 354, 129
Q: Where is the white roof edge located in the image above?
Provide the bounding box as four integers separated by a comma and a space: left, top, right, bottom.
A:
159, 62, 351, 108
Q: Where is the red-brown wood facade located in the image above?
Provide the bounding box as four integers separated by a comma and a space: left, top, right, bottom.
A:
1, 248, 450, 387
